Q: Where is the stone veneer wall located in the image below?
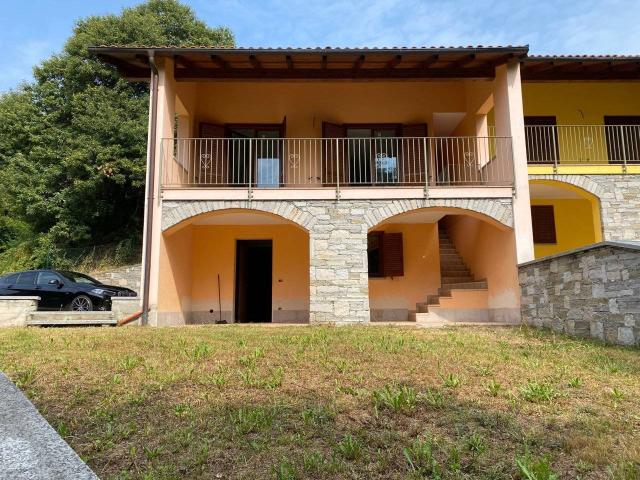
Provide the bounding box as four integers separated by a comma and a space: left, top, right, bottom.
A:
162, 198, 514, 324
529, 174, 640, 241
92, 264, 142, 294
0, 297, 39, 327
519, 242, 640, 346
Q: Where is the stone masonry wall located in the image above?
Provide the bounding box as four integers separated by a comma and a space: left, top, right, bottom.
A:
0, 297, 39, 327
519, 242, 640, 346
162, 198, 513, 324
92, 264, 142, 294
529, 174, 640, 241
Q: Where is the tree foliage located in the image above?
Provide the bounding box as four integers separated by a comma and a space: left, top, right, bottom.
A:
0, 0, 233, 271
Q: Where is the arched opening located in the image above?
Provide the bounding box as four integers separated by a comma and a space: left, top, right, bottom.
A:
529, 180, 603, 258
158, 209, 310, 325
367, 207, 520, 323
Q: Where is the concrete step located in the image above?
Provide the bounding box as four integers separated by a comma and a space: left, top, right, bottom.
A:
442, 276, 474, 284
26, 311, 116, 327
416, 302, 430, 313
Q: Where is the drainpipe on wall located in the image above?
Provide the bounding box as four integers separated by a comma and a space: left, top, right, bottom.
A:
141, 51, 159, 325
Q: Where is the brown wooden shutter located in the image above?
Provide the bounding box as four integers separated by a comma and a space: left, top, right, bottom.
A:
198, 123, 226, 185
531, 205, 557, 244
401, 124, 428, 185
322, 122, 345, 186
382, 232, 404, 277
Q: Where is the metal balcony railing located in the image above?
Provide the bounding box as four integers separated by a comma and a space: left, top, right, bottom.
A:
160, 136, 514, 189
525, 125, 640, 166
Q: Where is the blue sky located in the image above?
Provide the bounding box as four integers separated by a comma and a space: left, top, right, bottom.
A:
1, 0, 639, 92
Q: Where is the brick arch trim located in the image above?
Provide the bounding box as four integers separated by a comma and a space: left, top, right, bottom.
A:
161, 200, 316, 232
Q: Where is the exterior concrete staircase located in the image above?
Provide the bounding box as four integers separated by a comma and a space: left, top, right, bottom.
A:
412, 225, 489, 323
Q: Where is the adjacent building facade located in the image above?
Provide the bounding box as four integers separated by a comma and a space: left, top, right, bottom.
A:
91, 45, 640, 326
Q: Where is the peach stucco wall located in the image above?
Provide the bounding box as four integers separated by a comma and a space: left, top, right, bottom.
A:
443, 215, 520, 311
158, 223, 192, 325
368, 223, 440, 319
158, 221, 309, 324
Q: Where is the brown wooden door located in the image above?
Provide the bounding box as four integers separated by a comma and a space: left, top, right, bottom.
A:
604, 116, 640, 164
524, 116, 559, 164
322, 122, 345, 186
400, 124, 428, 185
199, 123, 226, 185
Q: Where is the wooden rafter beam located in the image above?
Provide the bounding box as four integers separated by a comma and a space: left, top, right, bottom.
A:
174, 55, 196, 68
249, 55, 262, 69
174, 66, 496, 81
451, 54, 476, 68
353, 55, 365, 69
97, 54, 149, 78
210, 55, 229, 69
386, 55, 402, 69
286, 55, 294, 70
490, 53, 514, 67
321, 55, 327, 70
418, 55, 439, 69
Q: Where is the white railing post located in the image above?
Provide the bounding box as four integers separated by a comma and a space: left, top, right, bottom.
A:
621, 126, 628, 174
335, 138, 340, 201
423, 137, 429, 198
248, 139, 253, 200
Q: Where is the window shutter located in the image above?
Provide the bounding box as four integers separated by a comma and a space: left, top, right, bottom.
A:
382, 232, 404, 277
531, 205, 557, 244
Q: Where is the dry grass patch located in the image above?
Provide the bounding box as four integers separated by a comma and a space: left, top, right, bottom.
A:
0, 325, 638, 479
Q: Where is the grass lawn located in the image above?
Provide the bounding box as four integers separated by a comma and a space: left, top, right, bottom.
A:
0, 325, 639, 480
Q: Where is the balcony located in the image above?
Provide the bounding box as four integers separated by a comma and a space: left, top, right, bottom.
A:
160, 136, 514, 200
525, 124, 640, 172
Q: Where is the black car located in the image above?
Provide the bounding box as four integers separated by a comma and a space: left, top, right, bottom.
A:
0, 270, 136, 311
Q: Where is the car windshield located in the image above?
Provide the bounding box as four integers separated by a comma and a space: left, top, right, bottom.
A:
59, 271, 101, 285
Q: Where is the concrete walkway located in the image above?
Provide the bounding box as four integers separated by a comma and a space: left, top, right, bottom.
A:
0, 373, 98, 479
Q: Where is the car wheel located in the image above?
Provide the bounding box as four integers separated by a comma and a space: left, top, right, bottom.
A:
69, 295, 93, 312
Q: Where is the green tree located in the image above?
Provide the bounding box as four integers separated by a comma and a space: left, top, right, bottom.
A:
0, 0, 233, 271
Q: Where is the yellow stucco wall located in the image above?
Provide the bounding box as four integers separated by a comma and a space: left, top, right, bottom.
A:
522, 82, 640, 164
530, 198, 599, 258
159, 221, 309, 323
529, 179, 603, 258
368, 223, 440, 319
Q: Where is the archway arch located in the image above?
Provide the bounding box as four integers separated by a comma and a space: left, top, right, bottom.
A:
162, 200, 316, 232
158, 207, 310, 326
366, 206, 519, 324
363, 198, 513, 230
529, 179, 603, 258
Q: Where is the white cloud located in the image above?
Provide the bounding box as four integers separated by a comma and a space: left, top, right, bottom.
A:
197, 0, 640, 54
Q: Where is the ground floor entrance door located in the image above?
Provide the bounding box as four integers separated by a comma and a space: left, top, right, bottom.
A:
235, 240, 273, 323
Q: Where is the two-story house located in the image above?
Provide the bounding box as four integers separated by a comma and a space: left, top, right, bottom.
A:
90, 45, 640, 326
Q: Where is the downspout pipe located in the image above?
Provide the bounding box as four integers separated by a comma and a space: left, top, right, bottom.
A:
141, 51, 159, 325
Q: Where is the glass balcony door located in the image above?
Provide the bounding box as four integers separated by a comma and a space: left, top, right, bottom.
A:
345, 127, 399, 185
228, 127, 282, 187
